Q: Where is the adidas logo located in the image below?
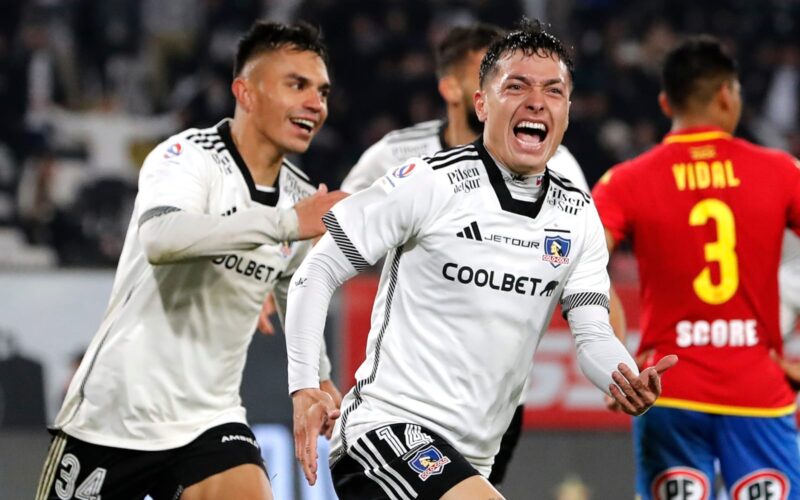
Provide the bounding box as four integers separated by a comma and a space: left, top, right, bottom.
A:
456, 221, 483, 241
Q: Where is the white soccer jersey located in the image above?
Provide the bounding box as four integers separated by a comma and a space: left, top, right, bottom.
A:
321, 139, 610, 475
780, 230, 800, 335
55, 119, 317, 450
340, 118, 589, 193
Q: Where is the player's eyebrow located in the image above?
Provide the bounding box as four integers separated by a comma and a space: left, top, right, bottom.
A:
287, 73, 331, 92
506, 75, 565, 87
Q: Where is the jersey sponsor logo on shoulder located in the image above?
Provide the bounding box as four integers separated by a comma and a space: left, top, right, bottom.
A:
164, 143, 183, 158
731, 469, 789, 500
407, 445, 451, 481
211, 152, 234, 174
392, 163, 416, 178
543, 235, 571, 267
652, 467, 710, 500
285, 176, 314, 204
391, 144, 430, 161
547, 186, 587, 215
447, 166, 482, 194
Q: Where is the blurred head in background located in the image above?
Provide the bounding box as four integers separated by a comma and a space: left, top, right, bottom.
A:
435, 23, 504, 137
659, 35, 742, 134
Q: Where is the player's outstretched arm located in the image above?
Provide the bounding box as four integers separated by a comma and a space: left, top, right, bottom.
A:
608, 355, 678, 416
294, 184, 348, 240
291, 388, 341, 486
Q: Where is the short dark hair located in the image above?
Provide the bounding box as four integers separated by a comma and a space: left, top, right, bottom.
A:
479, 18, 573, 88
662, 35, 738, 112
435, 23, 505, 77
233, 20, 328, 77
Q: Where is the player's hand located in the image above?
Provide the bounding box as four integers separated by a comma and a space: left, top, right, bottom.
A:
257, 293, 276, 335
605, 350, 655, 413
771, 349, 800, 391
604, 394, 622, 412
609, 354, 678, 416
294, 184, 348, 240
292, 388, 341, 486
318, 379, 343, 439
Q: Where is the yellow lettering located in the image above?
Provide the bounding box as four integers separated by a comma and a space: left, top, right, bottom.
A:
725, 160, 740, 187
695, 161, 710, 189
687, 163, 696, 190
672, 164, 686, 191
711, 161, 726, 188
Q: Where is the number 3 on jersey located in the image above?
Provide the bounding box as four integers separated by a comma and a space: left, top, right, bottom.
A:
689, 198, 739, 305
55, 453, 107, 500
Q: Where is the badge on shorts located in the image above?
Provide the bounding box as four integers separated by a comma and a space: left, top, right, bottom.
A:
407, 445, 451, 481
731, 469, 789, 500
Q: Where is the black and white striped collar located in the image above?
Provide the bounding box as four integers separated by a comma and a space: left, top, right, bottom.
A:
217, 119, 280, 206
474, 137, 549, 220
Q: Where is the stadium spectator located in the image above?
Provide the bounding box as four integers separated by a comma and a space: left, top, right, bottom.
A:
35, 20, 345, 500
593, 36, 800, 499
285, 19, 675, 499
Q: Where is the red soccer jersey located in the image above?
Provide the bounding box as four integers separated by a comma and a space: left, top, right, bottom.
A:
593, 126, 800, 416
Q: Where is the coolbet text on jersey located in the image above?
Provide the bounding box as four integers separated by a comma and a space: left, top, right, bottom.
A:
321, 138, 609, 476
55, 119, 317, 450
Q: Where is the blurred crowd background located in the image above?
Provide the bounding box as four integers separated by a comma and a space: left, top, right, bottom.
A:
0, 0, 797, 268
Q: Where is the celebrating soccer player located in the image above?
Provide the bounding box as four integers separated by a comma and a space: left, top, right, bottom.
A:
35, 21, 345, 500
286, 19, 676, 499
336, 21, 617, 490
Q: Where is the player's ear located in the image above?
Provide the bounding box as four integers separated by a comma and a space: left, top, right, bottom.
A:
658, 92, 673, 119
231, 77, 252, 113
474, 89, 488, 122
438, 75, 461, 105
717, 80, 734, 112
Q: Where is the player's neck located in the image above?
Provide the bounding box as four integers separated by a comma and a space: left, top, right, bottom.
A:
670, 110, 733, 134
230, 117, 283, 186
444, 109, 479, 148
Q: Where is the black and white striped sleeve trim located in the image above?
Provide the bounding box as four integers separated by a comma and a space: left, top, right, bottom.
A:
138, 206, 181, 227
561, 292, 610, 317
322, 212, 370, 272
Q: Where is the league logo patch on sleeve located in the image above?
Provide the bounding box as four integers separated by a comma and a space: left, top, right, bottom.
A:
407, 445, 451, 481
392, 163, 416, 178
542, 235, 571, 268
164, 143, 183, 158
